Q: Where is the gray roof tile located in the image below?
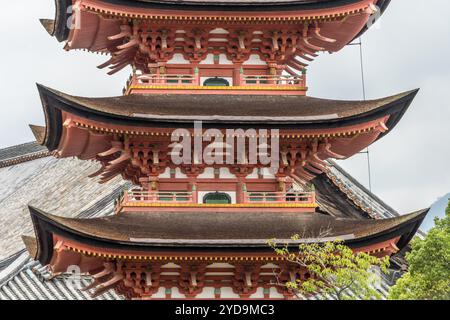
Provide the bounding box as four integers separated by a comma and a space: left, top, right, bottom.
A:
0, 142, 47, 162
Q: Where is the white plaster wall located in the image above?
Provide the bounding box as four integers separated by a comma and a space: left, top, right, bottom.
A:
220, 287, 240, 299
210, 28, 229, 34
246, 168, 259, 179
158, 167, 171, 179
168, 53, 190, 64
171, 287, 187, 299
270, 287, 285, 299
162, 263, 181, 268
200, 54, 216, 65
152, 287, 167, 299
218, 54, 233, 65
243, 54, 267, 66
175, 168, 188, 179
261, 168, 276, 179
262, 263, 278, 269
161, 271, 180, 276
250, 287, 265, 299
220, 167, 236, 179
197, 287, 216, 299
198, 167, 215, 179
208, 263, 235, 268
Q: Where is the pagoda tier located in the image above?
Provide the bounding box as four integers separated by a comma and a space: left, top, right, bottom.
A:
24, 206, 427, 299
42, 0, 388, 80
33, 85, 417, 185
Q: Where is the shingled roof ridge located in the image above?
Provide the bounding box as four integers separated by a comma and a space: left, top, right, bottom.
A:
0, 141, 40, 153
327, 160, 399, 218
0, 141, 50, 168
0, 250, 31, 286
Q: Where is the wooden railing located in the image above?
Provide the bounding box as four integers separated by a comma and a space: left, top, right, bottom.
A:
116, 189, 315, 208
135, 74, 199, 85
122, 191, 193, 203
115, 190, 192, 212
124, 73, 307, 93
241, 75, 306, 87
243, 191, 315, 204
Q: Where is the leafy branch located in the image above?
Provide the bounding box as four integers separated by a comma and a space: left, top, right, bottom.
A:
268, 235, 390, 300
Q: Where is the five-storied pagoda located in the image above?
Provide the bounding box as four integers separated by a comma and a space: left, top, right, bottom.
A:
25, 0, 428, 299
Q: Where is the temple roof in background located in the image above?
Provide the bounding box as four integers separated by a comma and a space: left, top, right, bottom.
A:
0, 142, 49, 168
0, 250, 123, 300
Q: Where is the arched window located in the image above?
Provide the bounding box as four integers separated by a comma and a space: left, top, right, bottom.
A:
203, 192, 232, 204
203, 77, 230, 87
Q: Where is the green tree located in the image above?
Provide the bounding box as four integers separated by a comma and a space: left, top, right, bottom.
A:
389, 200, 450, 300
268, 238, 390, 300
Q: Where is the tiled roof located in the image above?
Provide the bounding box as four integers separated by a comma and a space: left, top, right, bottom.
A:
326, 160, 399, 219
0, 142, 49, 168
0, 251, 123, 300
38, 85, 417, 126
0, 143, 129, 260
0, 142, 46, 162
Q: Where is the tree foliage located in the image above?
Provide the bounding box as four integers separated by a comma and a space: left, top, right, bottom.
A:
389, 201, 450, 300
268, 237, 390, 300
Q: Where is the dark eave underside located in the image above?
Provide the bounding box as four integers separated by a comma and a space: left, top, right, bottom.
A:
97, 0, 386, 11
29, 206, 427, 264
314, 173, 371, 219
53, 0, 72, 42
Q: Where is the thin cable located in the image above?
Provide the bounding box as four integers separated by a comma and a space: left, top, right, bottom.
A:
357, 38, 372, 192
358, 38, 367, 101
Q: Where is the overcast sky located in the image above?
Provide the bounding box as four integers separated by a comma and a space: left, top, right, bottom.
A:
0, 0, 448, 215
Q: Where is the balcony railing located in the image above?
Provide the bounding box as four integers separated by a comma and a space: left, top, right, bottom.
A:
119, 191, 194, 204
241, 75, 306, 87
135, 74, 199, 86
116, 189, 315, 211
123, 73, 307, 94
243, 192, 315, 204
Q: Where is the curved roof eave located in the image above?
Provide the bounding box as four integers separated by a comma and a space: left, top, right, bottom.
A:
27, 205, 428, 265
35, 84, 418, 151
44, 0, 72, 42
38, 84, 419, 129
354, 0, 391, 39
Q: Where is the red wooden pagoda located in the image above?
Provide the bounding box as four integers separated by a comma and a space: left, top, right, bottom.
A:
25, 0, 427, 299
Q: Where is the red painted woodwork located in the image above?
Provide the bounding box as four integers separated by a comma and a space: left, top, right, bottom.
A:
63, 0, 378, 81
